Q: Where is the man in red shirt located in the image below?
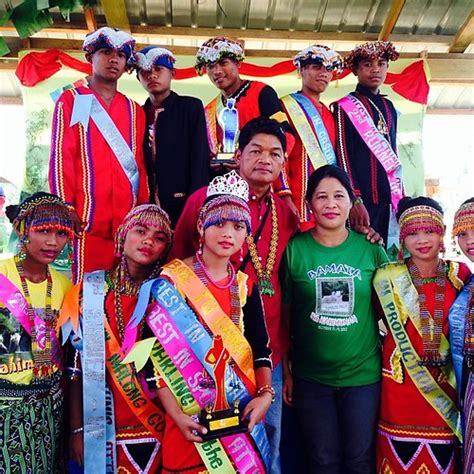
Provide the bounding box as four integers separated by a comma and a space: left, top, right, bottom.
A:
49, 27, 148, 282
173, 117, 299, 474
195, 36, 298, 217
280, 45, 343, 231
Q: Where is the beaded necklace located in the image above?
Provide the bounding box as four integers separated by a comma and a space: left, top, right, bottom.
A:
465, 286, 474, 371
195, 251, 235, 290
246, 195, 278, 297
192, 256, 241, 328
221, 80, 251, 107
408, 258, 447, 367
14, 255, 54, 377
364, 97, 389, 136
105, 259, 146, 342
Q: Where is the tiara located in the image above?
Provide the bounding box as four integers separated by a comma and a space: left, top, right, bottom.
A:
206, 171, 249, 202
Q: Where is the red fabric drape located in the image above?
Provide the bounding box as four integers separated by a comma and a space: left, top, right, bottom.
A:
15, 49, 429, 104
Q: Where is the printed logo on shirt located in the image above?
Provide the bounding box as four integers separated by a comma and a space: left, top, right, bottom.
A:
307, 265, 361, 331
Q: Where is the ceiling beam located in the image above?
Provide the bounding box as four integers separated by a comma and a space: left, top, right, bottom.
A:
4, 39, 473, 84
378, 0, 406, 40
83, 7, 97, 33
0, 24, 454, 46
101, 0, 130, 32
449, 10, 474, 53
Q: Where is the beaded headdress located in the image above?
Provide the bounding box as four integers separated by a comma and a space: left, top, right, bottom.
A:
135, 46, 176, 71
115, 204, 172, 258
344, 41, 399, 69
398, 205, 445, 244
293, 45, 343, 73
83, 27, 136, 62
195, 36, 245, 75
452, 200, 474, 238
7, 192, 74, 241
199, 171, 251, 232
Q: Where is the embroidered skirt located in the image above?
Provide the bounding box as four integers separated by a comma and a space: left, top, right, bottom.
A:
0, 375, 64, 474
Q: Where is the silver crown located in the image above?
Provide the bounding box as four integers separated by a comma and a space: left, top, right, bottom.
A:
206, 171, 249, 202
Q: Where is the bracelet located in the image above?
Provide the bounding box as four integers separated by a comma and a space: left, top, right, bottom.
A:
71, 426, 84, 435
354, 197, 363, 205
257, 385, 276, 403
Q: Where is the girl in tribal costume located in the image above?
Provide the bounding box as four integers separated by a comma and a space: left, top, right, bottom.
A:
121, 171, 273, 473
374, 197, 471, 474
449, 198, 474, 474
58, 204, 172, 473
0, 192, 74, 473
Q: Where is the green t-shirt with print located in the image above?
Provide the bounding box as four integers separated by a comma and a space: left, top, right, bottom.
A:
282, 230, 388, 387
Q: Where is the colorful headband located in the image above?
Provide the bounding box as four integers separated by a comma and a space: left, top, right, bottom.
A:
452, 201, 474, 238
135, 46, 176, 71
199, 171, 251, 232
293, 45, 343, 73
115, 204, 173, 257
195, 36, 245, 75
83, 27, 136, 62
398, 205, 445, 243
8, 192, 74, 240
344, 41, 399, 69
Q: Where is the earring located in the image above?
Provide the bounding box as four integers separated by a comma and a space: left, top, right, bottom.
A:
397, 243, 405, 262
67, 243, 74, 265
198, 237, 204, 256
440, 240, 446, 258
17, 236, 29, 261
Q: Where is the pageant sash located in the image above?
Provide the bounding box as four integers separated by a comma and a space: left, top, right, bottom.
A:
82, 271, 107, 474
70, 93, 139, 197
105, 385, 116, 473
385, 263, 456, 389
163, 260, 257, 392
374, 265, 462, 441
337, 95, 403, 211
0, 273, 55, 351
448, 277, 473, 395
205, 98, 219, 155
104, 317, 166, 441
282, 93, 336, 170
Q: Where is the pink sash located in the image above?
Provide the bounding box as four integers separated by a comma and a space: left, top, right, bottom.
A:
338, 95, 403, 209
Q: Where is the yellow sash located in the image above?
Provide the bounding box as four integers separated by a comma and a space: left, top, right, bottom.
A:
374, 263, 462, 441
162, 259, 257, 394
205, 98, 218, 155
281, 94, 328, 171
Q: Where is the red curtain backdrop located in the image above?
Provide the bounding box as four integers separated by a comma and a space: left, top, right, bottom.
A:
15, 49, 429, 104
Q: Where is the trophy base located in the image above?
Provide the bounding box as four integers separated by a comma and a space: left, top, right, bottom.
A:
215, 152, 236, 165
199, 407, 248, 441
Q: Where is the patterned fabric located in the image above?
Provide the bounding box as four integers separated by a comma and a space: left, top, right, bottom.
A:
0, 375, 63, 474
376, 261, 471, 474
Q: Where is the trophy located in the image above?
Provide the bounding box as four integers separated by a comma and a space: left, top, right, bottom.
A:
199, 335, 247, 440
215, 99, 239, 165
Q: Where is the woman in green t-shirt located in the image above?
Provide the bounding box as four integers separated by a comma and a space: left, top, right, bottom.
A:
282, 165, 387, 473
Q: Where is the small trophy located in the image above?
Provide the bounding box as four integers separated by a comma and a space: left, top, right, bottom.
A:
215, 99, 238, 165
199, 335, 247, 440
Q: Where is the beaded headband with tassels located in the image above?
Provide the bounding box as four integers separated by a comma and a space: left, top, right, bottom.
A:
9, 192, 74, 241
115, 204, 172, 258
398, 205, 445, 260
452, 201, 474, 238
199, 171, 251, 233
293, 44, 343, 73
